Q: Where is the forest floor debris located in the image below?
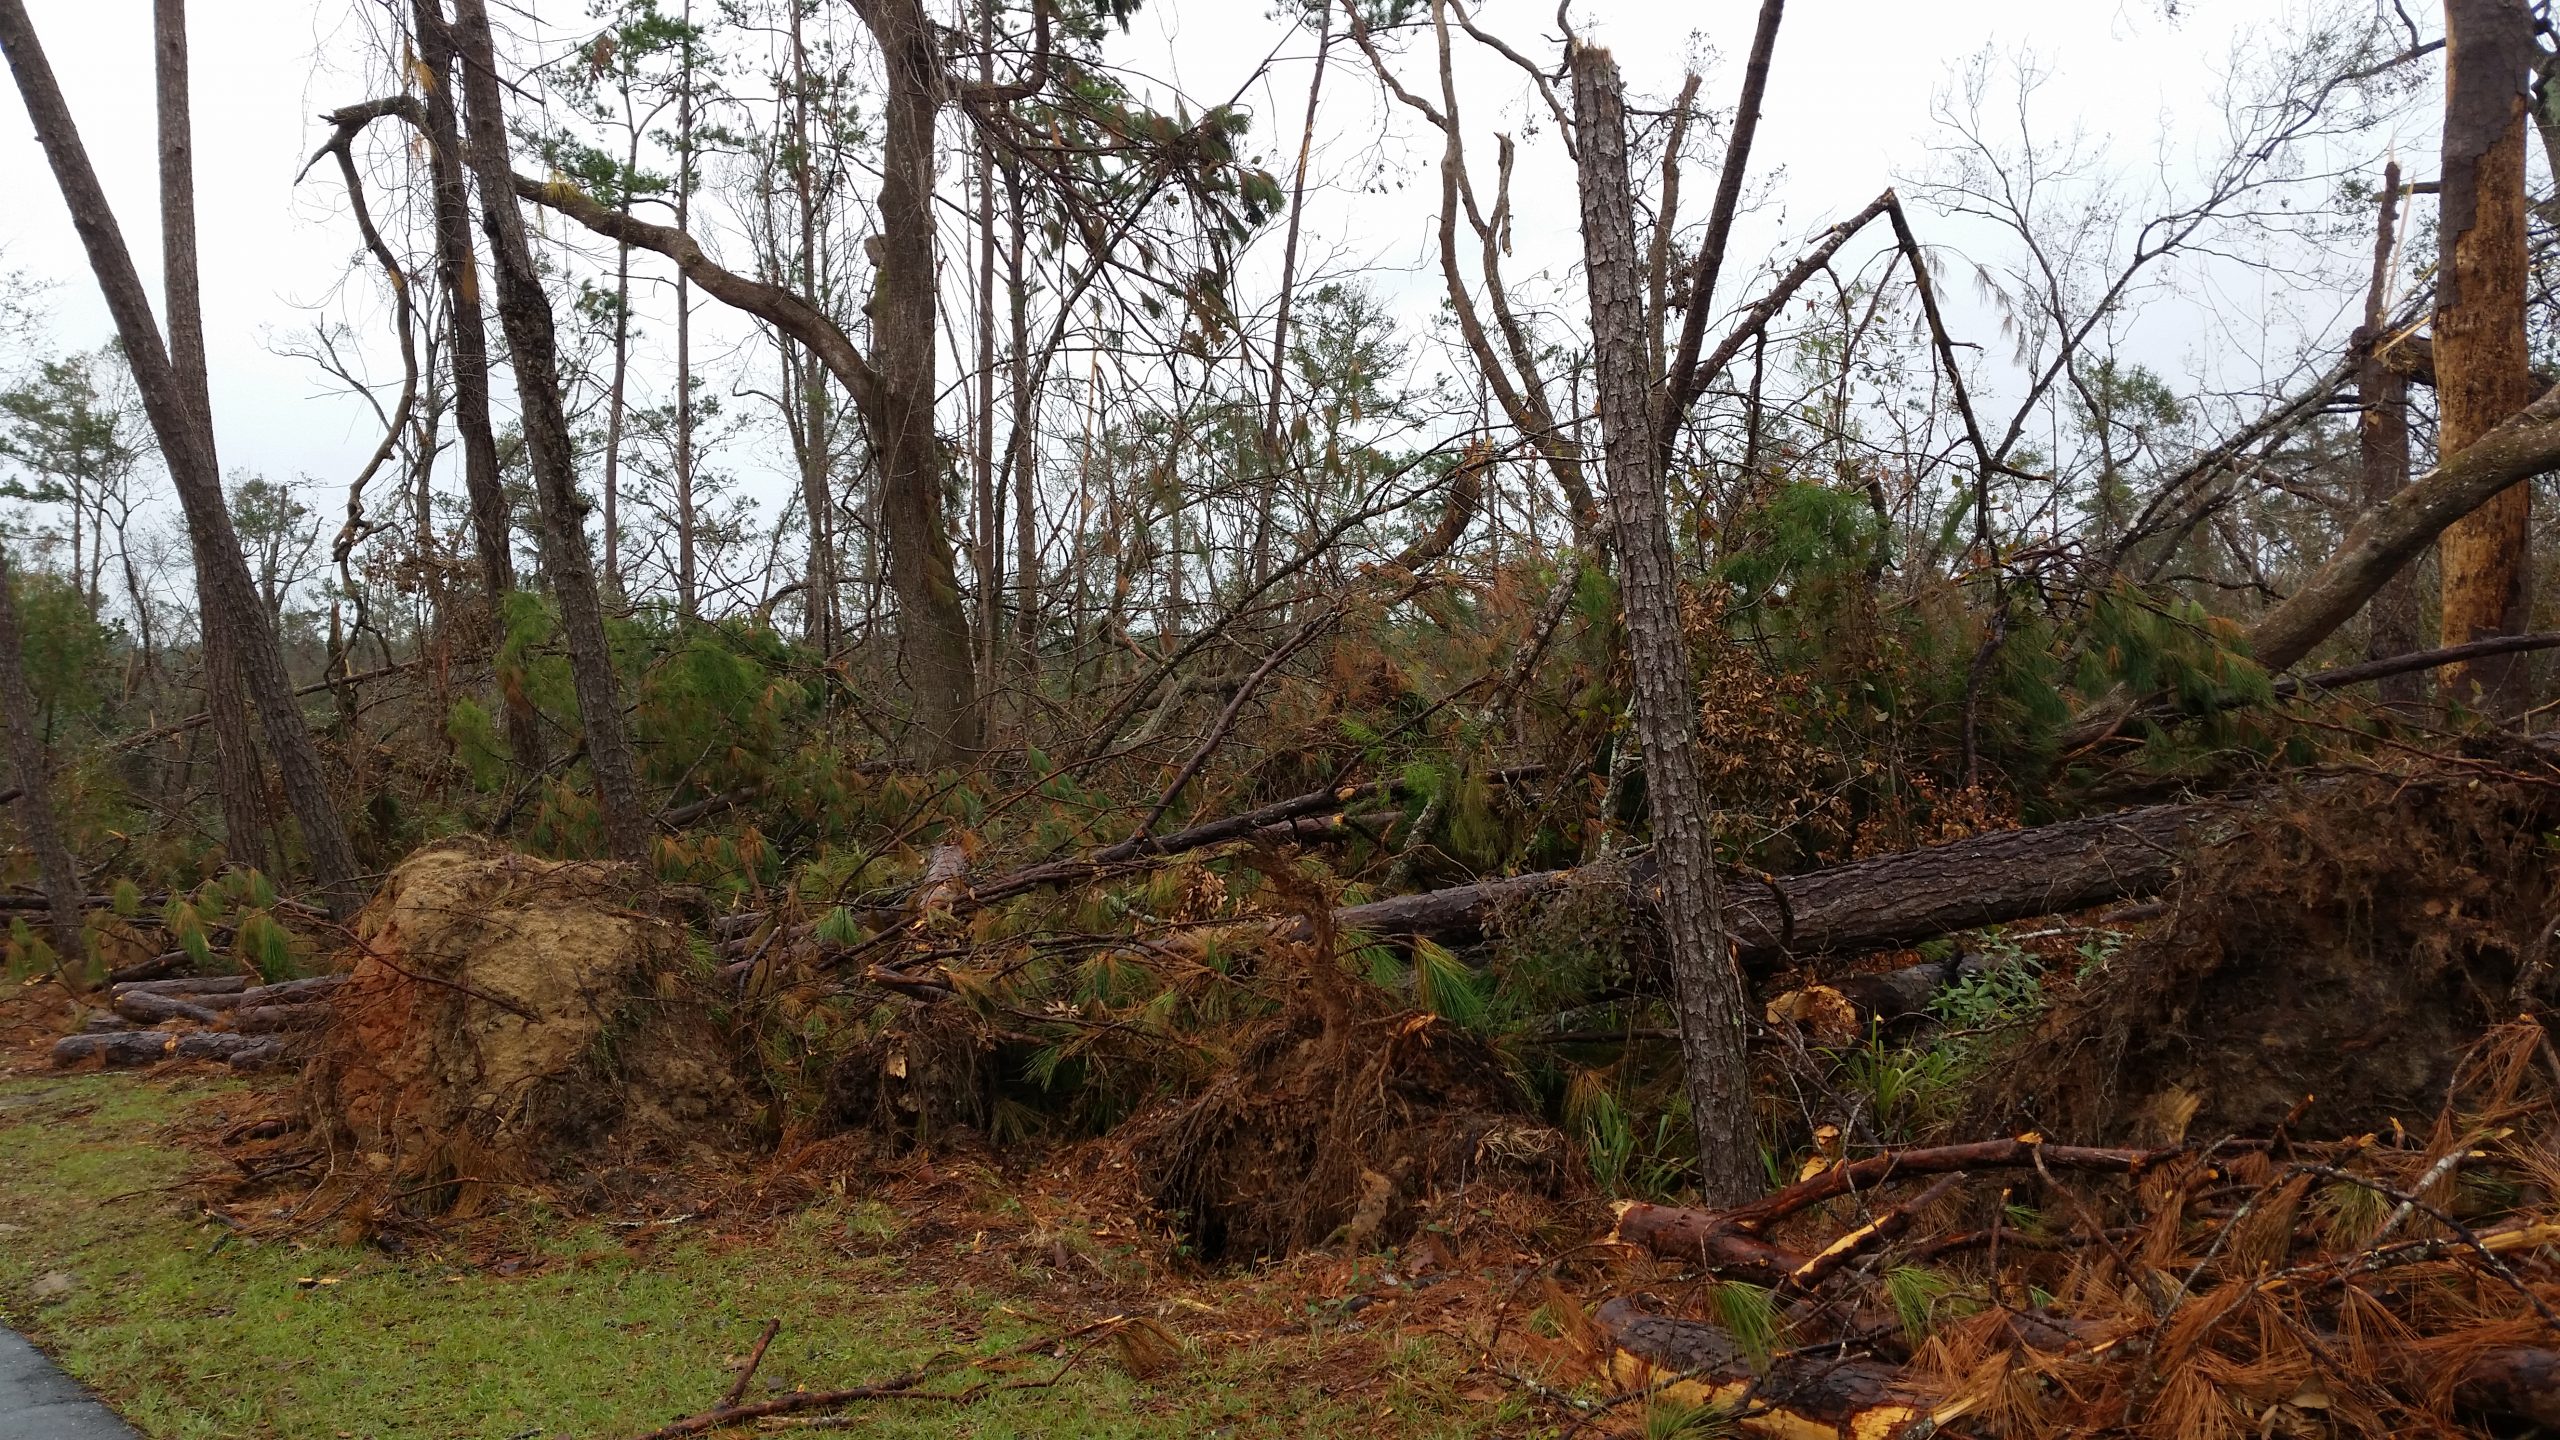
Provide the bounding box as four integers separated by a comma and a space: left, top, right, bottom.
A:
17, 771, 2560, 1436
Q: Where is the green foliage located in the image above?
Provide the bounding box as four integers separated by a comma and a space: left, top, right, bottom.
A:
1885, 1265, 1966, 1347
5, 563, 111, 724
1932, 940, 2045, 1031
1409, 938, 1488, 1032
2074, 587, 2273, 757
233, 911, 298, 982
1841, 1028, 1973, 1141
446, 698, 509, 792
1565, 1069, 1635, 1193
1716, 481, 1884, 612
813, 906, 864, 948
1705, 1281, 1781, 1371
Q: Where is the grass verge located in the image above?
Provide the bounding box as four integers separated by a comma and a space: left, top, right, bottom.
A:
0, 1073, 1515, 1439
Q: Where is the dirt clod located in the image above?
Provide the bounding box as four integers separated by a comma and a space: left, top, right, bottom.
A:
303, 841, 751, 1209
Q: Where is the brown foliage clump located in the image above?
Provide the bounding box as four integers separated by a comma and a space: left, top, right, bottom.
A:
1123, 851, 1575, 1259
303, 840, 754, 1210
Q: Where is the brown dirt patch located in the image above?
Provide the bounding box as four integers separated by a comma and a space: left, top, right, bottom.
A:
303, 840, 754, 1209
1970, 773, 2560, 1141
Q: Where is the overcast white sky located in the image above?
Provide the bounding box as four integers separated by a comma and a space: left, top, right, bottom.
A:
0, 0, 2420, 520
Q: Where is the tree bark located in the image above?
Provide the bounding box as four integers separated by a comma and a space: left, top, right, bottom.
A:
2436, 0, 2540, 712
2, 0, 362, 911
2358, 160, 2422, 704
159, 15, 258, 856
787, 0, 836, 653
0, 546, 88, 977
673, 0, 699, 623
852, 0, 981, 756
1654, 0, 1786, 462
398, 28, 537, 778
152, 0, 268, 876
1593, 1300, 1938, 1439
437, 0, 648, 859
1332, 796, 2219, 961
1575, 45, 1758, 1205
1251, 1, 1332, 588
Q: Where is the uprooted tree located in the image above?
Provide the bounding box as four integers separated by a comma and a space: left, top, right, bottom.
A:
13, 0, 2560, 1430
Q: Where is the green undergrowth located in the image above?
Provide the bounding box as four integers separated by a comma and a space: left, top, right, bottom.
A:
0, 1074, 1505, 1439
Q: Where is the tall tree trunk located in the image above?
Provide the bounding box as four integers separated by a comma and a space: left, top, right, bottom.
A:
1573, 44, 1758, 1205
789, 0, 835, 653
1251, 1, 1332, 590
440, 0, 650, 859
412, 0, 541, 777
1, 0, 363, 909
2359, 158, 2422, 705
0, 545, 89, 979
974, 0, 1001, 690
852, 0, 980, 755
155, 0, 267, 875
674, 0, 699, 623
1005, 159, 1038, 678
604, 127, 637, 604
2437, 0, 2539, 713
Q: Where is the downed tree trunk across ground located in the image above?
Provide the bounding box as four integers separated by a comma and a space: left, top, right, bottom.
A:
1595, 1298, 1947, 1439
1332, 799, 2223, 962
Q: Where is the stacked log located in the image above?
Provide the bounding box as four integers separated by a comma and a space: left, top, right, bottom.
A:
52, 973, 343, 1072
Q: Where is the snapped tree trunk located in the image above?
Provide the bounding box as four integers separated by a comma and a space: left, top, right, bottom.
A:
2357, 157, 2422, 705
0, 546, 88, 977
1574, 44, 1759, 1206
1, 0, 362, 911
2437, 0, 2539, 712
409, 0, 542, 777
439, 0, 648, 859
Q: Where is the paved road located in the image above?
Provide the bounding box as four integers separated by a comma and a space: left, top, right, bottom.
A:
0, 1329, 137, 1439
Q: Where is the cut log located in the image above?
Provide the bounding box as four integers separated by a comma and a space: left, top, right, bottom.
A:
1333, 800, 2222, 962
52, 1029, 283, 1068
1593, 1299, 1945, 1440
111, 974, 248, 997
191, 976, 345, 1011
232, 1002, 330, 1033
103, 951, 192, 985
111, 991, 224, 1026
172, 1032, 271, 1061
52, 1031, 179, 1066
224, 1039, 289, 1071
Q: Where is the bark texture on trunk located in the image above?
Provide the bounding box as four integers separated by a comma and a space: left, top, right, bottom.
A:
1574, 45, 1758, 1205
2358, 160, 2421, 704
439, 0, 649, 858
410, 0, 541, 776
2, 0, 361, 910
2437, 0, 2540, 712
0, 547, 88, 975
1331, 796, 2219, 960
160, 0, 268, 876
853, 0, 981, 756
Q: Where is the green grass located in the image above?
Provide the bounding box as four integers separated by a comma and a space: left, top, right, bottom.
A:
0, 1074, 1511, 1439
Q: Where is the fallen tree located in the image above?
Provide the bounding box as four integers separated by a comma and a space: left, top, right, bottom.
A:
1331, 798, 2224, 961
